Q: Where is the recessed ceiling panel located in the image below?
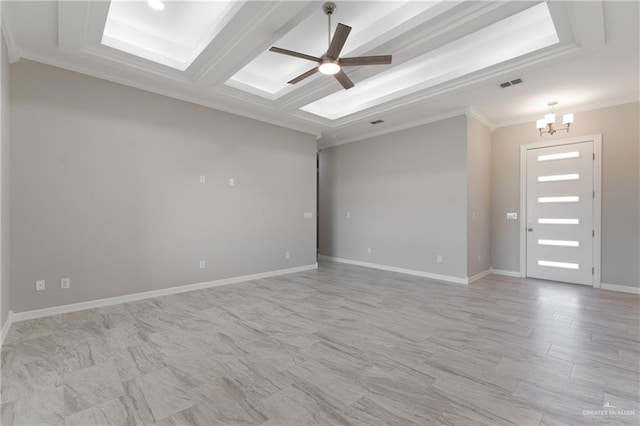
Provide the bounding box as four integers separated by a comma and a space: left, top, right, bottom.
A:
102, 0, 243, 71
9, 0, 634, 143
301, 2, 559, 120
226, 1, 441, 99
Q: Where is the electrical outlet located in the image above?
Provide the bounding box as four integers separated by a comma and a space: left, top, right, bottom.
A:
199, 260, 206, 269
36, 280, 45, 291
61, 278, 70, 289
367, 247, 372, 254
229, 178, 235, 186
285, 252, 290, 259
303, 212, 313, 219
507, 212, 518, 220
346, 212, 351, 219
437, 255, 443, 263
200, 175, 206, 184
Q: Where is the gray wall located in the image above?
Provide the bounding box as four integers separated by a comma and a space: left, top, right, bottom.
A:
491, 102, 640, 288
1, 33, 10, 327
466, 116, 491, 277
10, 60, 317, 313
319, 116, 468, 279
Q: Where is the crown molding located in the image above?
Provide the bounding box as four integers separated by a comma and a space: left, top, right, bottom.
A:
4, 0, 632, 146
466, 106, 496, 133
319, 108, 467, 149
307, 43, 581, 131
493, 95, 640, 129
18, 50, 322, 139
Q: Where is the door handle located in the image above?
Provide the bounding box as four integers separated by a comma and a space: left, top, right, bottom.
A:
527, 228, 533, 232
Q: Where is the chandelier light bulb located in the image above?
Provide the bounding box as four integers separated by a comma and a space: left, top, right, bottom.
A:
563, 113, 574, 125
544, 113, 556, 125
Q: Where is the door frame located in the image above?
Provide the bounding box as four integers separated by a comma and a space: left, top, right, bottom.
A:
519, 134, 602, 287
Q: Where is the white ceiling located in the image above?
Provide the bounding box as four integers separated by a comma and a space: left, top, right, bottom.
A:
300, 2, 559, 120
102, 0, 244, 70
2, 1, 638, 148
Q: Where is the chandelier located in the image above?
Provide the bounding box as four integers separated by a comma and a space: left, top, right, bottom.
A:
536, 101, 574, 136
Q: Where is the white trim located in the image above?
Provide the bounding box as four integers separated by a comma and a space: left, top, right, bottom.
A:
490, 268, 522, 277
519, 135, 602, 286
600, 283, 640, 295
465, 107, 496, 133
592, 138, 602, 288
1, 310, 13, 346
318, 44, 579, 131
467, 269, 491, 284
519, 145, 527, 279
11, 264, 317, 323
319, 109, 466, 149
494, 97, 640, 129
15, 50, 321, 140
319, 255, 468, 285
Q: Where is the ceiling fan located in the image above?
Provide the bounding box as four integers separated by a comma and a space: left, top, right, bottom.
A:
269, 2, 392, 90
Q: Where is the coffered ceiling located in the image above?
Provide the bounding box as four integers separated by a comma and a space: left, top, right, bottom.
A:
2, 1, 638, 148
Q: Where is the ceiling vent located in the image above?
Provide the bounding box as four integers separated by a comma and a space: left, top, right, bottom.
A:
370, 119, 384, 125
500, 78, 523, 88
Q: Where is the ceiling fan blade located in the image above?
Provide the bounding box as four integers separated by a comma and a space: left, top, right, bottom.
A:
269, 47, 321, 63
334, 70, 354, 90
340, 55, 392, 66
326, 23, 351, 59
288, 67, 319, 84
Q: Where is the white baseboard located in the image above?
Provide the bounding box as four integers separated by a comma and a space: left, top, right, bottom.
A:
490, 268, 522, 277
600, 283, 640, 295
11, 263, 318, 323
1, 310, 14, 346
468, 269, 491, 284
319, 255, 468, 285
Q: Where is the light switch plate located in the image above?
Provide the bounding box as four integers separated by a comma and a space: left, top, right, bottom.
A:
507, 212, 518, 220
303, 212, 313, 219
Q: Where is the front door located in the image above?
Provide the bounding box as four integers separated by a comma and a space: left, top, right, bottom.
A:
526, 141, 594, 285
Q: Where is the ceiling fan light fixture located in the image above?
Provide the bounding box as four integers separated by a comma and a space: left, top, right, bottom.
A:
318, 59, 340, 75
268, 2, 391, 90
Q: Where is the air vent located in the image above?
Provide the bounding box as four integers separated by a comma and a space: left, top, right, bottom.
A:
499, 78, 523, 88
370, 119, 384, 125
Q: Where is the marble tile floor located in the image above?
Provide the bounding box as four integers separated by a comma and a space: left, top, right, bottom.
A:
1, 261, 639, 425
